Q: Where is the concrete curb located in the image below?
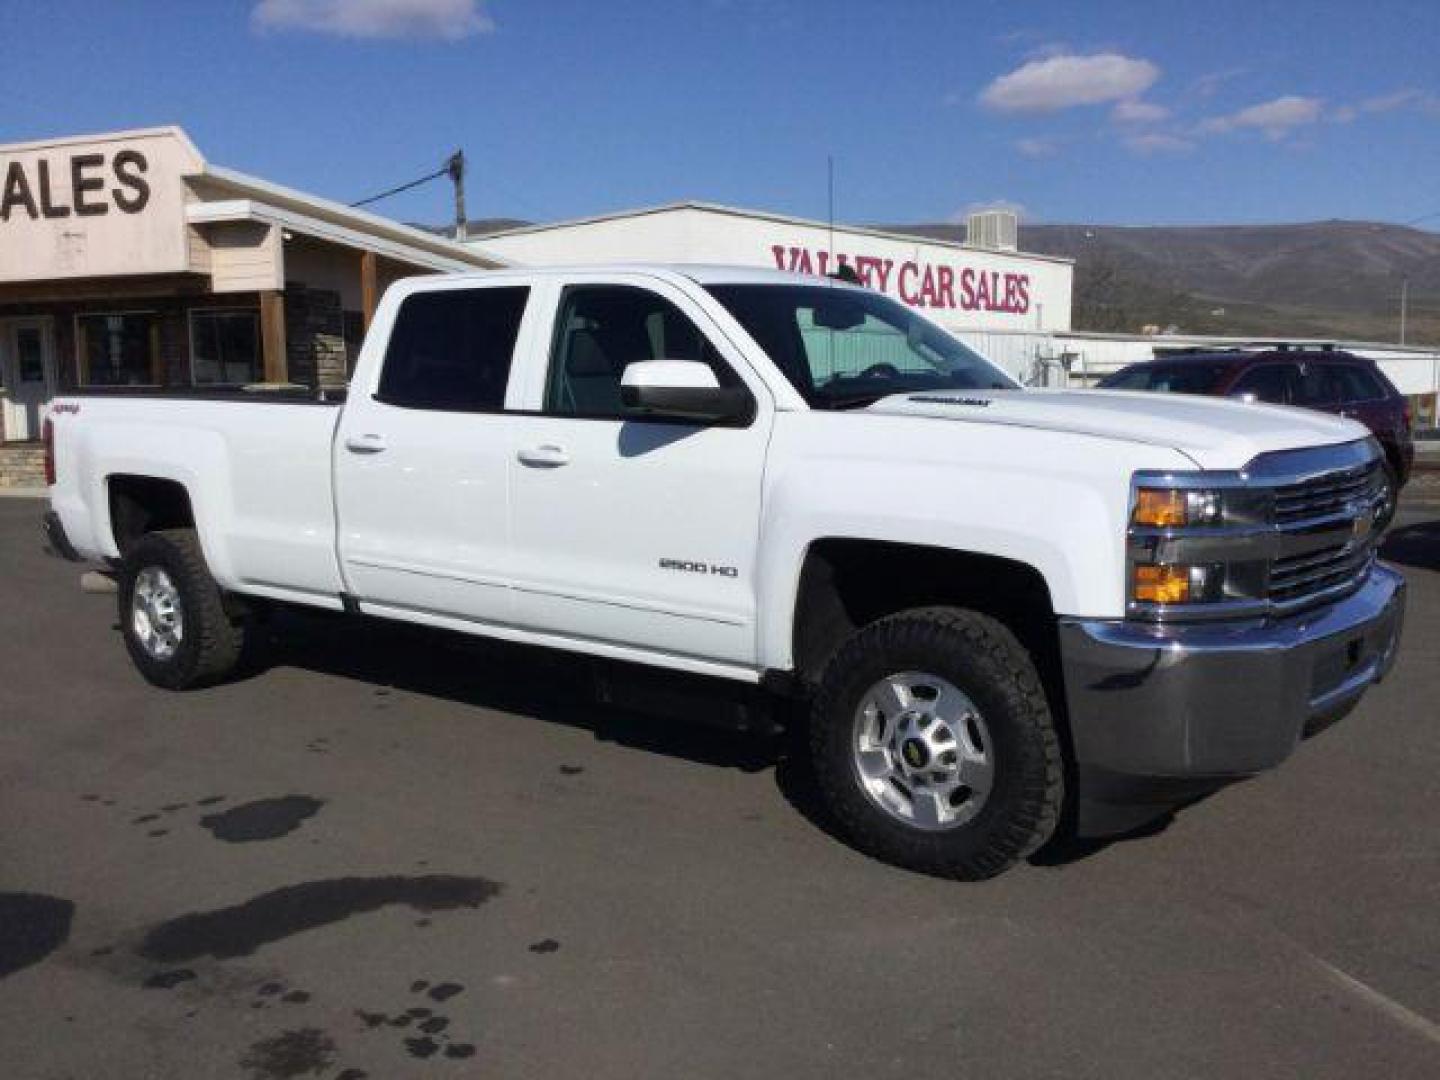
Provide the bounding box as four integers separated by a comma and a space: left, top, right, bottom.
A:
0, 487, 47, 499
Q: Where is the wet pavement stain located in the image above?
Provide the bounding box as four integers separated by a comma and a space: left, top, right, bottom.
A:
139, 875, 503, 962
404, 1036, 440, 1059
0, 893, 75, 979
427, 982, 464, 1003
335, 1071, 368, 1080
529, 938, 560, 954
239, 1027, 336, 1080
196, 795, 227, 806
142, 968, 196, 990
558, 764, 585, 776
445, 1044, 476, 1060
200, 796, 326, 843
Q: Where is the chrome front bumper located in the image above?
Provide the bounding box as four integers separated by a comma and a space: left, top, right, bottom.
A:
1058, 564, 1406, 832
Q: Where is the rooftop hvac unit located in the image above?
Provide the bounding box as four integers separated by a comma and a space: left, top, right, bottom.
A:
966, 210, 1018, 252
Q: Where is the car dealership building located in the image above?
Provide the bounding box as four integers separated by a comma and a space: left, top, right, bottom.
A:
0, 126, 504, 450
469, 201, 1075, 340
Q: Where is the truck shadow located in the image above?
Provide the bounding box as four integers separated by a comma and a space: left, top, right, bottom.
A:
240, 607, 1161, 872
1381, 519, 1440, 571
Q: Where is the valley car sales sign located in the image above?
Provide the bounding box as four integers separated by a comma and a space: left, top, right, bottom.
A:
0, 128, 202, 283
770, 244, 1035, 316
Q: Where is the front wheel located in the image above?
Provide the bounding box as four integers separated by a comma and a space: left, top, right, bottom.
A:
118, 529, 247, 690
809, 607, 1064, 880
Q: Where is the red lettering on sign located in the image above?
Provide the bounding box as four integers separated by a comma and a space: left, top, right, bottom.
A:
959, 267, 976, 309
1015, 275, 1030, 314
936, 266, 956, 309
770, 245, 788, 270
898, 261, 920, 304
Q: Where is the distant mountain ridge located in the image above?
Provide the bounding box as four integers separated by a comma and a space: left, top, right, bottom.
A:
888, 219, 1440, 344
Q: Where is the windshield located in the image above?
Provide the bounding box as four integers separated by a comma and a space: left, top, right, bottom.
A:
1097, 362, 1231, 395
705, 284, 1018, 409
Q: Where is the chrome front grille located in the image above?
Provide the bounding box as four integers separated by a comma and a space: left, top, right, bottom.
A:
1273, 459, 1381, 525
1263, 452, 1383, 612
1268, 542, 1375, 606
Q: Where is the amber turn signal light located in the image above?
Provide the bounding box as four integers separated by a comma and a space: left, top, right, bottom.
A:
1132, 489, 1187, 528
1133, 564, 1192, 605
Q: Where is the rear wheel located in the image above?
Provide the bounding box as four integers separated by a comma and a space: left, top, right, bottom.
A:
118, 529, 246, 690
809, 607, 1064, 880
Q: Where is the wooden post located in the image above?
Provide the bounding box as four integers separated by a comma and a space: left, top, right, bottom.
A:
259, 290, 288, 384
360, 250, 378, 332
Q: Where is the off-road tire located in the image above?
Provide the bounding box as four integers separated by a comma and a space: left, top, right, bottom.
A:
809, 606, 1064, 880
118, 529, 246, 690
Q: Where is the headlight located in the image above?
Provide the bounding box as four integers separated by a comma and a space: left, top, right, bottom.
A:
1131, 487, 1224, 528
1127, 476, 1268, 617
1132, 563, 1226, 605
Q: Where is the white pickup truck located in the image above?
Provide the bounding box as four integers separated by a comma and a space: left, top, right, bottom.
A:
44, 265, 1406, 879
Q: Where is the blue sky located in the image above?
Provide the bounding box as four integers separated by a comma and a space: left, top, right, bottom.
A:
3, 0, 1439, 230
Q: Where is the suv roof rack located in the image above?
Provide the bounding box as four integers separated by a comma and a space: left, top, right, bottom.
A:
1237, 341, 1339, 353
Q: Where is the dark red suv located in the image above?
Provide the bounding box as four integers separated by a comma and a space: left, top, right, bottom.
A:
1098, 347, 1414, 522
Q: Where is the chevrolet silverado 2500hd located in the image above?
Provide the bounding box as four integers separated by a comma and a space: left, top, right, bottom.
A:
44, 266, 1406, 879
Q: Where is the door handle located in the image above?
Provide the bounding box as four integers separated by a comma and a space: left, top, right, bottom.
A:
517, 444, 570, 468
344, 433, 388, 454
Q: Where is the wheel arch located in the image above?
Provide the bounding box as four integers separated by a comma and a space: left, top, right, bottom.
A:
787, 538, 1062, 695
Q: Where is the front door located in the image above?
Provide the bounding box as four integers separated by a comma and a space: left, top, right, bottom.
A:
506, 277, 773, 666
0, 319, 55, 442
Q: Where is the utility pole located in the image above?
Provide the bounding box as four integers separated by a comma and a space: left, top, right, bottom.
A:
1399, 277, 1408, 345
448, 150, 467, 242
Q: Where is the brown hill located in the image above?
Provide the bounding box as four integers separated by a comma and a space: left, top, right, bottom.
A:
890, 220, 1440, 344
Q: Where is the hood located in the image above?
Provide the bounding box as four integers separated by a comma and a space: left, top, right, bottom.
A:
865, 388, 1370, 470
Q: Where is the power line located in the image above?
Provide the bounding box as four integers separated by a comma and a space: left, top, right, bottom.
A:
350, 163, 451, 208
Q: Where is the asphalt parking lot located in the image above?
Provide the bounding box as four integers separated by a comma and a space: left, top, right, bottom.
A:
1, 495, 1437, 1079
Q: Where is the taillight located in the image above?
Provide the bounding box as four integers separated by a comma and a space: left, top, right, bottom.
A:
1402, 399, 1413, 433
43, 417, 56, 486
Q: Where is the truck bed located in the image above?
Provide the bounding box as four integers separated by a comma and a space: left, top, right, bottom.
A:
49, 395, 347, 609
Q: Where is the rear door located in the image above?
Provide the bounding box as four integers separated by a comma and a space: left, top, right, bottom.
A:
1228, 362, 1299, 406
504, 273, 773, 666
334, 278, 541, 625
1328, 363, 1398, 440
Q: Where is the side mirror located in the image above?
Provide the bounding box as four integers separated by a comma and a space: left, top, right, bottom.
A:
620, 361, 753, 424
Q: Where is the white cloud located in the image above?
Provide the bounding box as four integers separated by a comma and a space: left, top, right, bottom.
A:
1332, 88, 1440, 123
1200, 95, 1323, 140
1014, 137, 1058, 158
979, 52, 1159, 112
251, 0, 493, 40
1111, 100, 1169, 124
1123, 133, 1194, 156
1190, 67, 1247, 99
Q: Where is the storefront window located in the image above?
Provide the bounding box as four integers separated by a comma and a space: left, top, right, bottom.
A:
191, 309, 261, 386
77, 313, 158, 386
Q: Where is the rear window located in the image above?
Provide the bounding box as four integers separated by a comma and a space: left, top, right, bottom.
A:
378, 287, 529, 411
1098, 362, 1231, 395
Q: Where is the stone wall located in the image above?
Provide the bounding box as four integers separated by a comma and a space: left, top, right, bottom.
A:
284, 281, 360, 388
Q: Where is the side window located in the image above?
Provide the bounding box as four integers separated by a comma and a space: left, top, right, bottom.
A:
1294, 363, 1339, 408
544, 285, 743, 418
1331, 364, 1385, 403
1231, 364, 1296, 405
377, 287, 529, 411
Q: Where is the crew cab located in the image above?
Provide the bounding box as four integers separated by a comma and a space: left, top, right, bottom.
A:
44, 266, 1407, 879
